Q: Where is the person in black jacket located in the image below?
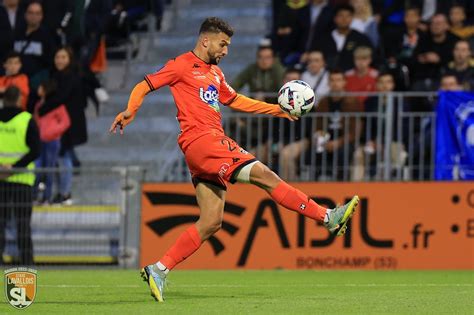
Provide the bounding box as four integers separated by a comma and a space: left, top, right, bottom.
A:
37, 0, 75, 46
0, 0, 26, 65
0, 86, 40, 265
412, 13, 460, 90
272, 0, 334, 65
13, 1, 55, 89
410, 0, 474, 25
313, 4, 373, 71
39, 47, 87, 204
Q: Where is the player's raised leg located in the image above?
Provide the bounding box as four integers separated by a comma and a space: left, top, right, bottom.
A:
141, 181, 226, 302
242, 161, 358, 236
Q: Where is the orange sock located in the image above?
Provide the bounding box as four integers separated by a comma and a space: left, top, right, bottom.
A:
160, 225, 202, 270
270, 181, 326, 222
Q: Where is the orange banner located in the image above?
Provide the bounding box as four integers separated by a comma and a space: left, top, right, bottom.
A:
141, 183, 474, 270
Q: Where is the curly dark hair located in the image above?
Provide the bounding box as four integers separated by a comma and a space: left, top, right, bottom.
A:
199, 17, 234, 37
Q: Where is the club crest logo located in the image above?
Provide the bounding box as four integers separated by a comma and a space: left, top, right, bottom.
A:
4, 267, 37, 309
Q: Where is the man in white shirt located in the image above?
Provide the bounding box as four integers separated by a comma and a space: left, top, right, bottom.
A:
301, 50, 330, 96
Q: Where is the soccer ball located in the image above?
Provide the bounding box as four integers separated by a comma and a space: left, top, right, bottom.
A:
278, 80, 315, 117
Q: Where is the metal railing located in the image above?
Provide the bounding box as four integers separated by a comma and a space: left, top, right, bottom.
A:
0, 167, 144, 267
160, 91, 443, 182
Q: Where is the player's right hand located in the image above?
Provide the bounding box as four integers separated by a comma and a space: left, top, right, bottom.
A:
284, 113, 298, 121
278, 111, 298, 121
109, 110, 134, 134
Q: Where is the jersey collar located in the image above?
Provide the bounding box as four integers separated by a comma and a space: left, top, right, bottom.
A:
190, 50, 211, 66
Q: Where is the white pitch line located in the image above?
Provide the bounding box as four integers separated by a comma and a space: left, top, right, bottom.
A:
37, 283, 473, 288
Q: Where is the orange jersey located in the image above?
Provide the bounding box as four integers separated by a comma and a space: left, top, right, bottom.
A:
144, 51, 237, 151
0, 74, 30, 111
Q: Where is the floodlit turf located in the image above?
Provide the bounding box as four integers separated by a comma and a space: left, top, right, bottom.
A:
0, 269, 473, 314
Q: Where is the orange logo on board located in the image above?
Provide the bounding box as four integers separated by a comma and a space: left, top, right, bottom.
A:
4, 267, 37, 309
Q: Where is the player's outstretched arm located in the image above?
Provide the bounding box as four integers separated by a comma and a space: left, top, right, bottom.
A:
109, 80, 151, 134
227, 94, 297, 121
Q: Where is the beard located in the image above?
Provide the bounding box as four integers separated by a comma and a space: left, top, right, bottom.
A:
208, 51, 221, 65
209, 56, 220, 65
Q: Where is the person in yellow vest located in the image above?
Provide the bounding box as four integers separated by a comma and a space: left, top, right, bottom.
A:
0, 86, 40, 265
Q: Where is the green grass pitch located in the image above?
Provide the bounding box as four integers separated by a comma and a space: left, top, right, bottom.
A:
1, 270, 473, 314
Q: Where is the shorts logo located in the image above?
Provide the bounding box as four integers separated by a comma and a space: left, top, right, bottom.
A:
4, 267, 37, 309
199, 85, 220, 112
218, 163, 230, 178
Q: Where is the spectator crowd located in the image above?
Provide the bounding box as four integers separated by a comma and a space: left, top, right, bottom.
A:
1, 0, 472, 192
231, 0, 473, 181
0, 0, 166, 205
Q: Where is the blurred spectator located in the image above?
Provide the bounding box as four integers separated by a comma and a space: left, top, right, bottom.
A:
273, 0, 332, 65
379, 6, 422, 91
106, 1, 132, 52
416, 0, 474, 25
38, 0, 75, 46
306, 69, 362, 180
373, 0, 405, 33
0, 86, 40, 265
413, 14, 460, 90
439, 73, 463, 91
313, 4, 373, 71
352, 72, 408, 180
345, 46, 378, 103
232, 46, 285, 103
350, 0, 379, 47
40, 47, 87, 205
442, 40, 474, 91
449, 4, 474, 41
67, 0, 111, 115
231, 46, 285, 163
71, 0, 112, 68
378, 56, 410, 91
383, 6, 423, 73
279, 67, 308, 180
33, 80, 68, 205
273, 0, 309, 34
301, 50, 330, 96
419, 0, 438, 24
297, 0, 335, 64
13, 1, 54, 90
112, 0, 165, 31
0, 0, 25, 63
0, 51, 29, 110
409, 72, 463, 181
282, 65, 302, 82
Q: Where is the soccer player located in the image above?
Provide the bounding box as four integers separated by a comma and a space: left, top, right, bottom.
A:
110, 17, 359, 302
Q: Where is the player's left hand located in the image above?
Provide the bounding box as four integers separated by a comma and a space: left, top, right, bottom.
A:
109, 110, 134, 134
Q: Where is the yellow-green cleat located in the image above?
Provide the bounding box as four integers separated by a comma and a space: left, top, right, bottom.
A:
324, 195, 359, 236
141, 265, 166, 302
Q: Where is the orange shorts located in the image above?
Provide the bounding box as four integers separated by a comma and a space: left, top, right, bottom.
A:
182, 131, 257, 190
